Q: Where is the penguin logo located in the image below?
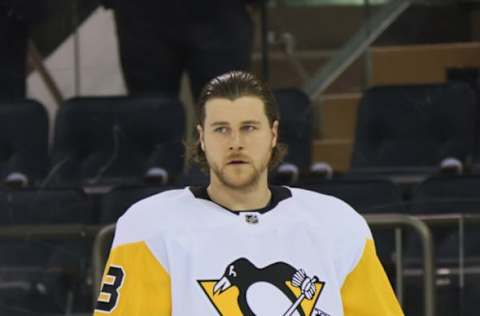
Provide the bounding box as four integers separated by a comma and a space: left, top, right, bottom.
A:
198, 258, 327, 316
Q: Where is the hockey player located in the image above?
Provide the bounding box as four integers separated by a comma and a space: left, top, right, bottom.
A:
94, 71, 404, 315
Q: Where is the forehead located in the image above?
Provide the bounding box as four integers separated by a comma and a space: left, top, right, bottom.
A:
204, 96, 268, 124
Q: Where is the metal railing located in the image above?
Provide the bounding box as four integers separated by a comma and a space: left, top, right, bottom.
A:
410, 213, 480, 316
0, 224, 104, 315
92, 223, 115, 303
3, 213, 480, 316
0, 224, 102, 240
363, 214, 435, 316
303, 0, 412, 98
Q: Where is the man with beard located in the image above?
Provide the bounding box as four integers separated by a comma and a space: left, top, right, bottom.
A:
94, 71, 403, 316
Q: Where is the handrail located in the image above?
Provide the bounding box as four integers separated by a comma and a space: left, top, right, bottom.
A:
3, 213, 478, 316
303, 0, 412, 99
415, 213, 480, 225
0, 224, 103, 239
364, 214, 435, 316
92, 223, 115, 304
27, 39, 64, 107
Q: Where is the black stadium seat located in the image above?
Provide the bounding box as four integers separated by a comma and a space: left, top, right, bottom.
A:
351, 83, 476, 175
274, 89, 313, 171
50, 96, 185, 187
409, 175, 480, 258
99, 185, 180, 224
0, 189, 94, 314
404, 176, 480, 316
0, 99, 48, 187
300, 179, 405, 213
271, 89, 312, 184
175, 165, 209, 187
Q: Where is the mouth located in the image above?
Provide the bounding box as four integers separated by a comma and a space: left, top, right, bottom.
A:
227, 159, 250, 166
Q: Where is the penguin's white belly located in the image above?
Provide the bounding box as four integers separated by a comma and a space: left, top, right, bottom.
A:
246, 282, 300, 316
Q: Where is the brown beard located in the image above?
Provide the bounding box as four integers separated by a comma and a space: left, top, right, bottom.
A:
209, 150, 271, 191
213, 162, 261, 190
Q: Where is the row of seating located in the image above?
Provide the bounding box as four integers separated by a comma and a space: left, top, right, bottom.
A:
0, 175, 477, 224
0, 89, 313, 189
1, 96, 186, 188
4, 81, 480, 190
351, 82, 479, 174
0, 189, 92, 315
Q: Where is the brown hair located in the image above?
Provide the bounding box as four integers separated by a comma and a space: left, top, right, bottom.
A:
188, 71, 287, 173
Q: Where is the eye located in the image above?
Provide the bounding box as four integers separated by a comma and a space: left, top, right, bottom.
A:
228, 265, 237, 277
242, 125, 257, 132
214, 126, 228, 134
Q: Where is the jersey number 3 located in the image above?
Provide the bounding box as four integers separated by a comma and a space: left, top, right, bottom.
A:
96, 266, 125, 313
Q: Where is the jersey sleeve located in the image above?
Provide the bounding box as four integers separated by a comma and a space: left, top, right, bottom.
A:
93, 238, 171, 315
340, 238, 404, 316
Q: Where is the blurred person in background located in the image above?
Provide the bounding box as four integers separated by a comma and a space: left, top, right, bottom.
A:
0, 0, 45, 99
101, 0, 259, 101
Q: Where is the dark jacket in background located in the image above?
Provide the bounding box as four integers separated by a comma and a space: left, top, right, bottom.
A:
101, 0, 255, 99
0, 0, 46, 98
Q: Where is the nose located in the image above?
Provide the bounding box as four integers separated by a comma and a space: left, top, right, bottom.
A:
229, 130, 244, 151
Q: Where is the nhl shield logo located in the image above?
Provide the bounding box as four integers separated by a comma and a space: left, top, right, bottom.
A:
198, 258, 327, 316
245, 214, 259, 224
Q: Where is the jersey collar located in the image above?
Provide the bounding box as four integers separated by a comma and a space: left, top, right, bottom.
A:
188, 185, 292, 215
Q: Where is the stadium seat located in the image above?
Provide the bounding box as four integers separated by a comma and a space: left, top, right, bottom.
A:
50, 96, 185, 187
409, 175, 480, 258
298, 179, 406, 276
98, 185, 181, 224
404, 175, 480, 316
473, 118, 480, 172
0, 188, 94, 314
175, 165, 209, 187
350, 83, 476, 177
447, 68, 480, 174
0, 99, 48, 188
271, 89, 313, 185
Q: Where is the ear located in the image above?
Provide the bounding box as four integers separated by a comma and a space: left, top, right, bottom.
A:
271, 120, 279, 148
197, 125, 206, 151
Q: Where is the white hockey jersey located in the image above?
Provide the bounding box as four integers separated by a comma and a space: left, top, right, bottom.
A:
94, 186, 404, 316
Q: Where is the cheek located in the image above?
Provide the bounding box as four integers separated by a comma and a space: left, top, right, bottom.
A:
204, 137, 226, 157
249, 135, 273, 154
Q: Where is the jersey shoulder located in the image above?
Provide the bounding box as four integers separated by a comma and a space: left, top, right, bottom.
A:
112, 187, 195, 247
288, 187, 374, 277
288, 187, 370, 236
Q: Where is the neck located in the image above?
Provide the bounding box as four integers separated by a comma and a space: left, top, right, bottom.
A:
207, 173, 271, 212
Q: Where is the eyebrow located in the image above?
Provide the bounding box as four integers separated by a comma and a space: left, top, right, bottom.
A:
210, 121, 229, 127
209, 120, 262, 127
242, 120, 261, 125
